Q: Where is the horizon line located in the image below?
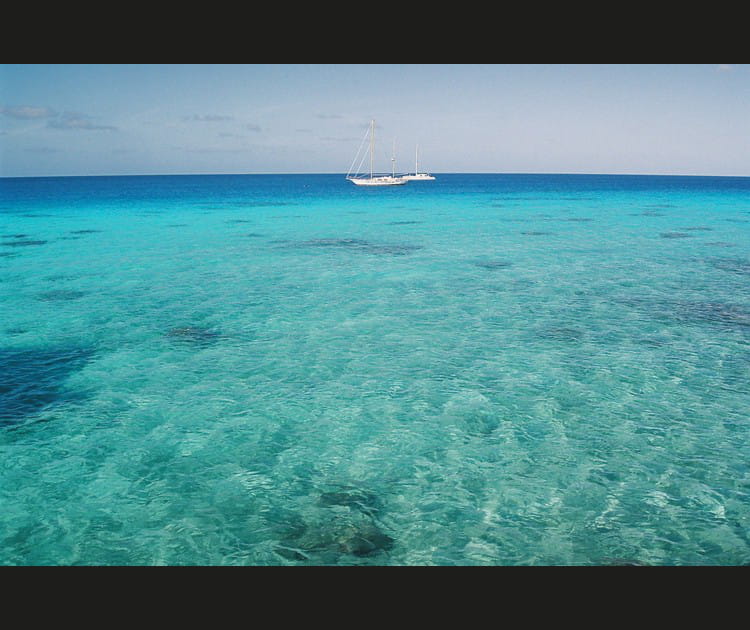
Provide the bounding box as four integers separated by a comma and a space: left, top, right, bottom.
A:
2, 171, 750, 180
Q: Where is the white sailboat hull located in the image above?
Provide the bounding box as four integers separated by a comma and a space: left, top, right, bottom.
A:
402, 173, 435, 181
348, 176, 407, 186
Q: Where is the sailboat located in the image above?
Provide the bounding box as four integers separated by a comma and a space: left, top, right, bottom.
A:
346, 120, 407, 186
402, 144, 435, 181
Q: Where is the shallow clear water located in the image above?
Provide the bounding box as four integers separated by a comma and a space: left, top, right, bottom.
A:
1, 173, 749, 565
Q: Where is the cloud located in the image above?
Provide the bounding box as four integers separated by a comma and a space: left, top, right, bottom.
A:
1, 105, 57, 119
48, 111, 117, 131
316, 113, 343, 119
184, 114, 234, 122
717, 64, 733, 72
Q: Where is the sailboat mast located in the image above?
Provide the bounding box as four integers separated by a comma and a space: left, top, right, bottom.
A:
369, 120, 374, 179
415, 144, 419, 175
392, 139, 396, 177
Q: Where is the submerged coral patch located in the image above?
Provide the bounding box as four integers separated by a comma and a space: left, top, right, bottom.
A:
678, 302, 750, 329
708, 257, 750, 276
37, 290, 87, 302
474, 260, 512, 270
70, 229, 102, 234
631, 210, 665, 217
287, 238, 423, 256
275, 512, 394, 562
620, 296, 750, 331
1, 239, 47, 247
165, 326, 223, 346
660, 232, 693, 239
0, 346, 93, 426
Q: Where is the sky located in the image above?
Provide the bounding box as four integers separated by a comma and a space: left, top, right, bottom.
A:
1, 64, 748, 177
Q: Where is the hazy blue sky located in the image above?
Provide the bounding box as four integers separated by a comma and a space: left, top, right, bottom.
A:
1, 64, 747, 177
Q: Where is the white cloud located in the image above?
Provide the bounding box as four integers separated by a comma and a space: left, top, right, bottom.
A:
717, 64, 733, 72
48, 112, 117, 131
1, 105, 57, 119
183, 114, 234, 122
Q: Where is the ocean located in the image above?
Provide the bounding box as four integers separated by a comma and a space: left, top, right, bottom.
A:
1, 173, 749, 565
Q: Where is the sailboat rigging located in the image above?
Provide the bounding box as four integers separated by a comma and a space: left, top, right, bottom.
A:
402, 144, 436, 181
346, 120, 407, 186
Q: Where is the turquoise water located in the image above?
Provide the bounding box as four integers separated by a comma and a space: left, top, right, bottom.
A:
1, 173, 749, 565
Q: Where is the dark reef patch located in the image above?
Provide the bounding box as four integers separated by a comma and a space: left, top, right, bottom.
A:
564, 217, 593, 222
683, 226, 713, 231
1, 239, 47, 247
37, 290, 87, 302
677, 302, 750, 329
225, 219, 253, 224
70, 229, 102, 234
474, 260, 513, 270
630, 210, 665, 217
287, 238, 422, 256
275, 512, 394, 562
2, 234, 30, 239
387, 220, 423, 225
620, 296, 750, 331
521, 231, 553, 236
707, 257, 750, 276
0, 345, 93, 426
243, 233, 264, 238
166, 224, 188, 228
704, 242, 736, 248
660, 232, 693, 239
165, 326, 223, 346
